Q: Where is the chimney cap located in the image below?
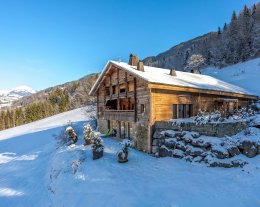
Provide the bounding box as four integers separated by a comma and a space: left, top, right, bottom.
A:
137, 61, 144, 71
170, 68, 177, 76
129, 54, 139, 66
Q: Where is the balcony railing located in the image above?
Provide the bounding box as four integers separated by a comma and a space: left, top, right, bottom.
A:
103, 110, 135, 122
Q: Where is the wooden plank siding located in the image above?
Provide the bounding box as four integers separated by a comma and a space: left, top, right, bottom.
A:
96, 63, 255, 125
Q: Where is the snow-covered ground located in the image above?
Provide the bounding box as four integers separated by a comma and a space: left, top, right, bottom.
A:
0, 107, 260, 207
203, 58, 260, 96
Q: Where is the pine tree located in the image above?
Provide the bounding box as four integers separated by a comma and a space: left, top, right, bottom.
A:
217, 27, 221, 35
252, 3, 260, 57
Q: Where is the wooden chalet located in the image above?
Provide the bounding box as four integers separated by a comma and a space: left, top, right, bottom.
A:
89, 54, 258, 153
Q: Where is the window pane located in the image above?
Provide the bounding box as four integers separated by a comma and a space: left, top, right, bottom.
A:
173, 104, 177, 119
178, 104, 184, 118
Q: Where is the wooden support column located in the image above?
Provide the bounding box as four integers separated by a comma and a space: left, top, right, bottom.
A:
117, 68, 120, 110
103, 84, 106, 105
134, 77, 137, 122
125, 72, 128, 98
116, 121, 121, 139
109, 75, 112, 100
97, 93, 99, 119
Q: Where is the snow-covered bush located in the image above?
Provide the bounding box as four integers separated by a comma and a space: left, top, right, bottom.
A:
54, 122, 79, 146
83, 123, 93, 144
91, 132, 104, 152
251, 102, 260, 112
194, 108, 256, 125
118, 139, 132, 156
194, 110, 224, 125
229, 108, 255, 121
66, 126, 78, 143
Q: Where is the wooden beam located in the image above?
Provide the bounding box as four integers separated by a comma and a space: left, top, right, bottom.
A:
125, 72, 128, 98
103, 84, 106, 105
109, 75, 112, 100
134, 77, 137, 122
97, 92, 99, 119
148, 83, 258, 100
117, 68, 120, 110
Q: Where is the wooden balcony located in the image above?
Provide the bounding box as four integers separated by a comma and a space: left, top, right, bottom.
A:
106, 91, 134, 101
103, 110, 135, 122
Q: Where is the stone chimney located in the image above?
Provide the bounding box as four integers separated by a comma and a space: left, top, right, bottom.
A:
129, 54, 139, 66
137, 61, 144, 71
170, 68, 177, 76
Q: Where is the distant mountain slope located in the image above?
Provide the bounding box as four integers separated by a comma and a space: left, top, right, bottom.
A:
203, 58, 260, 96
143, 3, 260, 71
11, 73, 98, 110
0, 86, 35, 108
0, 73, 98, 131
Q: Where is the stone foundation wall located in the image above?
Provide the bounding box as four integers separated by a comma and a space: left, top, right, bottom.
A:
151, 128, 260, 168
155, 120, 248, 137
97, 119, 150, 152
132, 122, 149, 152
151, 120, 260, 168
97, 119, 109, 134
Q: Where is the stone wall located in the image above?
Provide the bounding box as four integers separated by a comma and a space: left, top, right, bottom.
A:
97, 119, 150, 152
97, 119, 109, 134
132, 122, 149, 152
151, 121, 260, 168
155, 120, 248, 137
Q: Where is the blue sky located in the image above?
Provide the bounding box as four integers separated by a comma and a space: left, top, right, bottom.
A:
0, 0, 257, 90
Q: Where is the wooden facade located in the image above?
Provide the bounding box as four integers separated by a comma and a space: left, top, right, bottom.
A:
90, 57, 258, 153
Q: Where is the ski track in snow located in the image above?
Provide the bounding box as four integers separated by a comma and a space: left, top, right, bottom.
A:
0, 111, 260, 206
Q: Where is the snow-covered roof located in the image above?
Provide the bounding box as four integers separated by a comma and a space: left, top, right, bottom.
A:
90, 60, 257, 97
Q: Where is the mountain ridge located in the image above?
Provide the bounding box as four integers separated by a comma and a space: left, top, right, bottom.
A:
143, 3, 260, 71
0, 86, 36, 108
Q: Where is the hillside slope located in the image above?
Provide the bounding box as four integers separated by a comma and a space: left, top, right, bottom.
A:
0, 73, 98, 131
203, 58, 260, 96
0, 107, 260, 207
143, 3, 260, 71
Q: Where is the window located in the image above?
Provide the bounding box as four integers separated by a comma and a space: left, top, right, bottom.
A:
141, 104, 145, 113
178, 104, 184, 118
172, 104, 177, 119
174, 104, 193, 119
228, 102, 234, 113
120, 88, 126, 93
185, 104, 193, 118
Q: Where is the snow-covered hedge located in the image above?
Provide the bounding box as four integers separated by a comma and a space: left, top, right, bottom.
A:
194, 108, 255, 125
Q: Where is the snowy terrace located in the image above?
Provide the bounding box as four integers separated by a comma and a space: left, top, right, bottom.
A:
0, 107, 260, 207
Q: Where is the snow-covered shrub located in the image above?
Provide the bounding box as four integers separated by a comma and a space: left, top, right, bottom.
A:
66, 126, 78, 143
54, 122, 79, 146
83, 123, 93, 144
194, 108, 256, 125
91, 132, 104, 152
229, 108, 255, 121
194, 110, 224, 125
118, 139, 132, 156
243, 127, 257, 136
251, 101, 260, 112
